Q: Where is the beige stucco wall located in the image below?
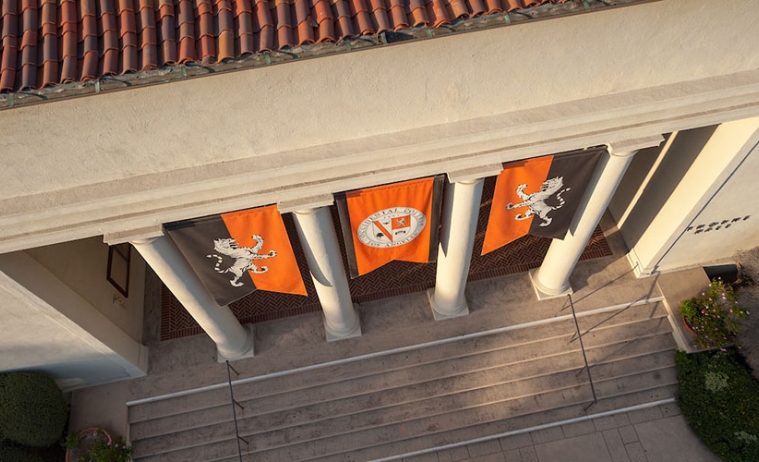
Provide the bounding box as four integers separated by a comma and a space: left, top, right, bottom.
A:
657, 137, 759, 271
2, 0, 759, 252
615, 117, 759, 276
0, 0, 756, 199
25, 238, 145, 342
0, 252, 148, 390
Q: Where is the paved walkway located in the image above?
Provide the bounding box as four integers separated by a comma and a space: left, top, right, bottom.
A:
402, 404, 720, 462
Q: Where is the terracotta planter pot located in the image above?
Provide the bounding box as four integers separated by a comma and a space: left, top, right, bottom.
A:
65, 427, 112, 462
682, 316, 697, 337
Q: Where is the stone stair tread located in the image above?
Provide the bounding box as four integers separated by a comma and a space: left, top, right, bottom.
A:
134, 382, 597, 462
131, 323, 673, 442
591, 349, 675, 380
252, 382, 605, 462
594, 367, 678, 399
244, 365, 678, 461
129, 302, 677, 462
129, 303, 668, 424
132, 345, 584, 442
584, 331, 675, 363
133, 365, 593, 457
133, 364, 678, 462
299, 384, 680, 462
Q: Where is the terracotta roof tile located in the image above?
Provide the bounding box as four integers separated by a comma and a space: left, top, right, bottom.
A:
0, 0, 585, 91
136, 0, 158, 69
216, 0, 235, 60
368, 0, 391, 33
39, 0, 57, 87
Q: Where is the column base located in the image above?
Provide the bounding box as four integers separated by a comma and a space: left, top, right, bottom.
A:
325, 306, 362, 342
529, 269, 573, 301
626, 248, 655, 278
216, 324, 255, 362
428, 288, 470, 321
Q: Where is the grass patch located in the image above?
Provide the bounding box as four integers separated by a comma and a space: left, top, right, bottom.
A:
676, 349, 759, 461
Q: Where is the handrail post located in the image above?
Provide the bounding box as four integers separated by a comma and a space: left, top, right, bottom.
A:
567, 295, 598, 411
227, 361, 249, 461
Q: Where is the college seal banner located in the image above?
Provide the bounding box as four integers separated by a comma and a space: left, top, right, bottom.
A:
336, 176, 444, 277
165, 205, 307, 306
482, 148, 605, 255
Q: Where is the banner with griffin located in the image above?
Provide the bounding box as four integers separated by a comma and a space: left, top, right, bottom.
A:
336, 176, 444, 278
165, 205, 307, 306
482, 148, 605, 255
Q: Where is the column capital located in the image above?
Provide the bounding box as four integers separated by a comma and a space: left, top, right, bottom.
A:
104, 225, 164, 246
278, 194, 334, 214
608, 135, 664, 157
447, 164, 504, 184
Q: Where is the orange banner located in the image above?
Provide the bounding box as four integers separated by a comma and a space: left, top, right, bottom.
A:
340, 177, 441, 277
482, 155, 554, 255
221, 205, 307, 296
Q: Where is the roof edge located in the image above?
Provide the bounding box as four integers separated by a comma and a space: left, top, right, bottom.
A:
0, 0, 657, 112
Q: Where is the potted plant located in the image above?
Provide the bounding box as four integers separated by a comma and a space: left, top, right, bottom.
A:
65, 428, 133, 462
680, 278, 749, 350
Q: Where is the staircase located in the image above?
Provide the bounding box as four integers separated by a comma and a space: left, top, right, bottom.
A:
128, 299, 678, 462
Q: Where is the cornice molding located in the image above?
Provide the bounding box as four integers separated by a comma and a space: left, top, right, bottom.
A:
2, 70, 759, 253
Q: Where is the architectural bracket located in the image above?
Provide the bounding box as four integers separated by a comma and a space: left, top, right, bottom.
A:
104, 225, 164, 246
278, 194, 335, 214
608, 135, 665, 156
447, 164, 504, 183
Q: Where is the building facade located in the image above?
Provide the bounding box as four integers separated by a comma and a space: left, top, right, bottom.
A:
2, 0, 759, 389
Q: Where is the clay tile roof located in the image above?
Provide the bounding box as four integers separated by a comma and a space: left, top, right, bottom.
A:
0, 0, 581, 92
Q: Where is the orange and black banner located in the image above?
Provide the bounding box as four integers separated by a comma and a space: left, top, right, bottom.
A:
336, 176, 444, 278
165, 205, 307, 306
482, 148, 605, 255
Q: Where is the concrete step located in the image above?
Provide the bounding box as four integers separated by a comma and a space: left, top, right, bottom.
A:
244, 366, 679, 461
130, 302, 676, 462
131, 328, 675, 447
300, 384, 680, 462
129, 301, 668, 426
130, 310, 672, 443
136, 380, 597, 462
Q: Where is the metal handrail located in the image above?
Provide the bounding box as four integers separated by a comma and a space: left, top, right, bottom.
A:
567, 295, 598, 411
226, 361, 249, 462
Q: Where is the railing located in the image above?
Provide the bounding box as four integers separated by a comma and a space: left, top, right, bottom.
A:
226, 361, 249, 462
567, 294, 598, 411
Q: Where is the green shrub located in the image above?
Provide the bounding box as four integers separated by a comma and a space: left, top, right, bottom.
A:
0, 372, 68, 448
676, 349, 759, 462
679, 279, 747, 349
0, 440, 44, 462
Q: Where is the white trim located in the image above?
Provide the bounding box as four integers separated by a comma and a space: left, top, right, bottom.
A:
126, 296, 663, 406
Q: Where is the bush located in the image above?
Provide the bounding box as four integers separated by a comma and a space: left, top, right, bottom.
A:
0, 372, 68, 448
0, 440, 44, 462
680, 279, 747, 349
676, 349, 759, 462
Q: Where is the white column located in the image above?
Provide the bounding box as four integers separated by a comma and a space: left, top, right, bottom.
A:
530, 136, 664, 299
430, 165, 503, 320
126, 231, 255, 360
290, 205, 361, 341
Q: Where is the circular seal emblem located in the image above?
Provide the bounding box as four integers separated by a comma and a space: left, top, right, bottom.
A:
357, 207, 427, 248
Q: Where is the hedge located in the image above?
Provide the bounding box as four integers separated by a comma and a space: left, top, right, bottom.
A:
0, 440, 44, 462
0, 372, 68, 448
676, 349, 759, 462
